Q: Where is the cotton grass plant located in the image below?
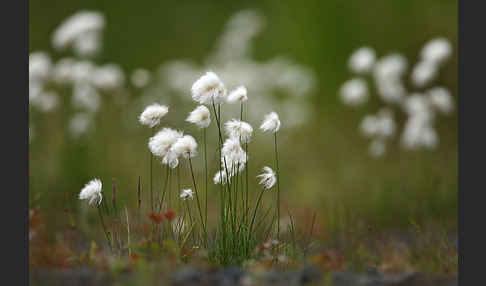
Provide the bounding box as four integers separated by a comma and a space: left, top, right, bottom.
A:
78, 70, 302, 266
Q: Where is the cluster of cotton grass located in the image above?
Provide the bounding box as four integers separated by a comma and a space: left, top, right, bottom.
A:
134, 9, 315, 130
339, 38, 455, 157
79, 70, 285, 265
29, 11, 150, 141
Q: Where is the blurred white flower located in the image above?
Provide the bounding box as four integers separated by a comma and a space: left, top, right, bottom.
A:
171, 135, 198, 159
69, 113, 93, 138
257, 166, 276, 190
411, 60, 438, 88
180, 189, 194, 200
191, 71, 227, 105
72, 83, 101, 112
224, 119, 253, 143
260, 112, 281, 133
227, 85, 248, 103
373, 53, 408, 103
91, 64, 125, 90
427, 87, 454, 114
29, 52, 51, 81
339, 78, 369, 106
131, 68, 151, 88
31, 91, 59, 112
139, 103, 169, 128
421, 38, 452, 66
348, 47, 376, 74
52, 11, 104, 57
186, 105, 211, 128
79, 178, 103, 205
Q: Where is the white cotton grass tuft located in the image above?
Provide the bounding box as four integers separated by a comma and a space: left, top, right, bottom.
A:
348, 47, 376, 74
227, 85, 248, 103
411, 60, 437, 88
427, 87, 454, 114
420, 38, 452, 66
51, 11, 105, 57
148, 128, 183, 158
79, 178, 103, 205
224, 119, 253, 143
191, 71, 227, 105
180, 189, 194, 200
131, 68, 151, 88
257, 166, 277, 190
186, 105, 211, 128
260, 112, 281, 133
139, 103, 169, 128
171, 135, 198, 159
221, 137, 247, 175
214, 170, 230, 185
373, 53, 408, 103
339, 78, 369, 106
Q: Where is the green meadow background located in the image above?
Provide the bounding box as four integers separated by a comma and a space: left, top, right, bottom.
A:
29, 0, 457, 236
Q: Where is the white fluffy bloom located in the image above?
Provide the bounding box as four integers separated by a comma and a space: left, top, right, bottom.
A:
400, 116, 438, 150
171, 135, 198, 159
91, 64, 125, 90
339, 78, 369, 106
360, 109, 395, 139
227, 85, 248, 103
214, 170, 230, 185
421, 38, 452, 66
180, 189, 194, 200
221, 137, 247, 175
257, 166, 277, 190
186, 105, 211, 128
131, 68, 151, 88
139, 103, 169, 128
72, 83, 101, 112
79, 178, 103, 205
52, 11, 104, 56
149, 128, 183, 158
348, 47, 376, 74
32, 91, 59, 112
191, 71, 227, 105
224, 119, 253, 143
411, 60, 438, 88
373, 54, 408, 103
427, 87, 454, 114
69, 113, 92, 138
260, 112, 281, 133
29, 52, 51, 81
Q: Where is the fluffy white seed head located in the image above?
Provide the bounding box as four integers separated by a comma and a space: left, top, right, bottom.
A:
29, 52, 51, 81
191, 71, 227, 105
227, 85, 248, 103
373, 54, 408, 104
257, 166, 277, 190
221, 137, 247, 175
224, 119, 253, 143
214, 170, 230, 185
348, 47, 376, 74
91, 64, 125, 90
180, 189, 194, 200
260, 112, 281, 133
131, 68, 151, 88
79, 178, 103, 205
427, 87, 454, 114
421, 38, 452, 66
171, 135, 198, 159
186, 105, 211, 128
411, 60, 438, 88
339, 78, 369, 106
52, 11, 104, 56
148, 128, 183, 158
139, 104, 169, 128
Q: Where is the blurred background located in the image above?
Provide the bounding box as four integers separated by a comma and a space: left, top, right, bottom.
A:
29, 0, 457, 239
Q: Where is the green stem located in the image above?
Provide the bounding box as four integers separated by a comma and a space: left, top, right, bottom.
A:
274, 132, 280, 240
203, 128, 208, 227
97, 205, 112, 251
188, 158, 207, 245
